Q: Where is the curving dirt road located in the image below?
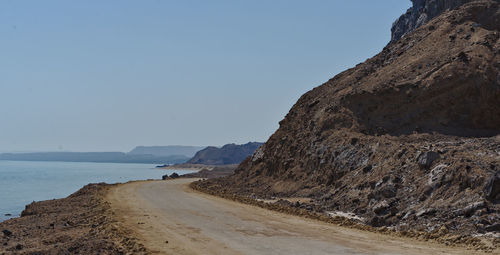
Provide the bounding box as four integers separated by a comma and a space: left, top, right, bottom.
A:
107, 179, 483, 255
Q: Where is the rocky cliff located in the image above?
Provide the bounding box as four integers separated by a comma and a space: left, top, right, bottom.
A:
187, 142, 263, 165
391, 0, 475, 42
200, 0, 500, 239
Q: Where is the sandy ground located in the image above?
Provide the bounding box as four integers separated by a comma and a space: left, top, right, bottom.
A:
107, 179, 489, 255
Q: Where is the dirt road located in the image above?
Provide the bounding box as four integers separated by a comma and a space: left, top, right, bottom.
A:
107, 179, 484, 255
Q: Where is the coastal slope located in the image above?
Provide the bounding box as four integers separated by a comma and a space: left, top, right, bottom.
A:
198, 0, 500, 238
0, 184, 146, 254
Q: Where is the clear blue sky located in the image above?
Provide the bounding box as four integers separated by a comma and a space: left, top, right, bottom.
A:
0, 0, 411, 152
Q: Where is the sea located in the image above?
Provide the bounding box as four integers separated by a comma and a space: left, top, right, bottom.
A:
0, 160, 195, 222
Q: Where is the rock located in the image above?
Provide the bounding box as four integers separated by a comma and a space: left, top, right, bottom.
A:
437, 225, 449, 235
419, 185, 434, 201
251, 145, 265, 162
2, 229, 12, 237
428, 164, 447, 187
457, 52, 469, 63
15, 244, 23, 250
379, 185, 396, 198
416, 151, 439, 169
368, 215, 385, 227
484, 172, 500, 201
169, 172, 180, 179
161, 174, 169, 180
362, 164, 373, 173
350, 137, 359, 145
391, 0, 475, 42
484, 223, 500, 232
416, 208, 436, 217
463, 201, 485, 216
373, 200, 390, 214
4, 213, 11, 216
474, 208, 487, 216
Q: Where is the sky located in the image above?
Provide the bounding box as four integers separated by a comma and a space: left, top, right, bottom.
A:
0, 0, 411, 152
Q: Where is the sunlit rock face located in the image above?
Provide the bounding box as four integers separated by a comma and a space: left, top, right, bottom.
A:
391, 0, 475, 42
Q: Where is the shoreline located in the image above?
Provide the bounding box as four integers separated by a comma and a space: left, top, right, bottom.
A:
158, 163, 215, 171
0, 182, 148, 254
0, 160, 191, 225
158, 163, 239, 171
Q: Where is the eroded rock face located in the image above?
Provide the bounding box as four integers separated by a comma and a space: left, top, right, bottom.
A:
391, 0, 475, 42
204, 0, 500, 236
485, 172, 500, 201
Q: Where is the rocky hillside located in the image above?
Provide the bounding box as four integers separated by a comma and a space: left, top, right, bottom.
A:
200, 0, 500, 238
187, 142, 263, 165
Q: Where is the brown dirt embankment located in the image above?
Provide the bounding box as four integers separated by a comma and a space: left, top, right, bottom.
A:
0, 183, 147, 254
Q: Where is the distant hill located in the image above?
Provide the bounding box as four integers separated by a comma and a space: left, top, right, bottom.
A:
128, 146, 204, 158
187, 142, 263, 165
0, 152, 189, 164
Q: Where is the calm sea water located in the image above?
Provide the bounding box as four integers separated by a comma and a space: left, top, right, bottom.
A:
0, 160, 194, 222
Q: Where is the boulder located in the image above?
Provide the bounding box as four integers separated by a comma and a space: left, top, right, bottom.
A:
416, 151, 440, 169
484, 172, 500, 201
416, 208, 437, 217
484, 223, 500, 232
368, 216, 385, 227
379, 184, 397, 198
2, 229, 12, 237
373, 200, 390, 215
463, 201, 485, 216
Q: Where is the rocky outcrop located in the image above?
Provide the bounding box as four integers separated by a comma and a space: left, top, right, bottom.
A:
187, 142, 263, 165
391, 0, 475, 42
200, 0, 500, 239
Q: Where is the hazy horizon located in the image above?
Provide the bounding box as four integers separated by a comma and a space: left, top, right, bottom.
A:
1, 0, 411, 152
